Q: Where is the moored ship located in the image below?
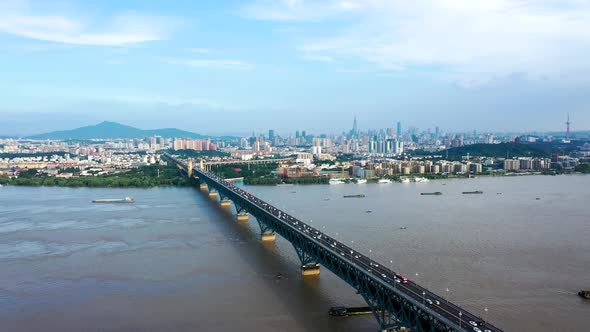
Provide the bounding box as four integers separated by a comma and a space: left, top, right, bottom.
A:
462, 191, 483, 194
421, 192, 442, 195
92, 197, 134, 203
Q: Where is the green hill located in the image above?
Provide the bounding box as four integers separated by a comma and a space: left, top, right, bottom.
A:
445, 143, 551, 159
414, 143, 560, 160
27, 121, 206, 140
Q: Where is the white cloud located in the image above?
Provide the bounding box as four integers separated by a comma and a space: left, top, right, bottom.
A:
242, 0, 376, 21
0, 1, 178, 46
163, 58, 252, 70
243, 0, 351, 21
246, 0, 590, 83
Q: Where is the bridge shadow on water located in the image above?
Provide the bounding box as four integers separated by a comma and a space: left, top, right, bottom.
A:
192, 188, 377, 332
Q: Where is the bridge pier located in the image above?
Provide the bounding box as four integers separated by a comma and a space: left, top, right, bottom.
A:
208, 191, 218, 199
301, 263, 320, 276
220, 199, 231, 208
261, 232, 276, 242
236, 212, 249, 223
199, 183, 208, 191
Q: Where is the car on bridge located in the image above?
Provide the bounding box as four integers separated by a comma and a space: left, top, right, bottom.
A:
395, 273, 408, 283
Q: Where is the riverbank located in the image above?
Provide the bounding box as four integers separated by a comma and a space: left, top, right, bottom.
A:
239, 172, 581, 186
0, 165, 197, 188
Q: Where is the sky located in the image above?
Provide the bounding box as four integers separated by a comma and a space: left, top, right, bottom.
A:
0, 0, 589, 136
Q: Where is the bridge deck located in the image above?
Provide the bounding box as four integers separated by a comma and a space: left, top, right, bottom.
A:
167, 154, 503, 332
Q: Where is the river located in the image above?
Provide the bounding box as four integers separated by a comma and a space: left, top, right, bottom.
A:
0, 174, 588, 331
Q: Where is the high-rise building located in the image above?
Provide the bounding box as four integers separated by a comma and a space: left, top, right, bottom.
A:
295, 131, 300, 138
268, 129, 275, 141
352, 116, 358, 136
396, 122, 402, 137
302, 130, 306, 138
173, 138, 217, 151
566, 113, 571, 139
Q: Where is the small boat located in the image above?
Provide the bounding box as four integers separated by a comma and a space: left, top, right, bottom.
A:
400, 178, 410, 183
579, 290, 590, 299
365, 210, 372, 213
399, 226, 407, 230
343, 194, 366, 198
92, 197, 134, 203
329, 178, 345, 185
377, 179, 391, 184
356, 179, 367, 184
462, 191, 483, 194
421, 192, 442, 195
535, 197, 541, 200
413, 177, 429, 183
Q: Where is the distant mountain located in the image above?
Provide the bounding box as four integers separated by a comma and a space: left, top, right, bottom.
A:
27, 121, 207, 140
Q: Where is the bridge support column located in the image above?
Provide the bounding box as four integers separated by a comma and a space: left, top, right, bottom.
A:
236, 212, 249, 223
220, 199, 231, 208
199, 183, 208, 191
261, 232, 276, 242
208, 191, 218, 199
293, 246, 320, 277
301, 263, 320, 276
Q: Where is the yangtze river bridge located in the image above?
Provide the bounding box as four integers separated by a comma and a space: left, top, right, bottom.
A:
165, 153, 503, 332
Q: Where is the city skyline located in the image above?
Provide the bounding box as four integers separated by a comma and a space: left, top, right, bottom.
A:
1, 0, 590, 135
1, 116, 583, 139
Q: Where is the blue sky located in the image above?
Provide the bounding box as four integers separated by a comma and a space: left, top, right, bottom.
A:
0, 0, 589, 136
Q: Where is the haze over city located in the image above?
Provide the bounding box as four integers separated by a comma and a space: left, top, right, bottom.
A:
3, 2, 590, 332
1, 0, 590, 136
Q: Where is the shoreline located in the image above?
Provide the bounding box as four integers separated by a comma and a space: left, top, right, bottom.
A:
2, 172, 586, 189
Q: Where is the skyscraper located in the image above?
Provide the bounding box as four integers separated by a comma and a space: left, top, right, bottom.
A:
566, 113, 571, 139
396, 121, 402, 137
268, 129, 275, 141
351, 116, 358, 136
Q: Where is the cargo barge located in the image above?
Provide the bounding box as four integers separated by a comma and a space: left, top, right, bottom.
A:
343, 194, 366, 198
420, 192, 442, 195
329, 306, 377, 317
462, 191, 483, 194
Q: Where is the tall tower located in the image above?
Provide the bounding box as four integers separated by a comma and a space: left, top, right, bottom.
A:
352, 116, 358, 136
396, 121, 402, 137
566, 113, 571, 139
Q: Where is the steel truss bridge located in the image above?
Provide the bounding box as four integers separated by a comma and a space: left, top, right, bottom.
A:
202, 157, 295, 168
166, 153, 503, 332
